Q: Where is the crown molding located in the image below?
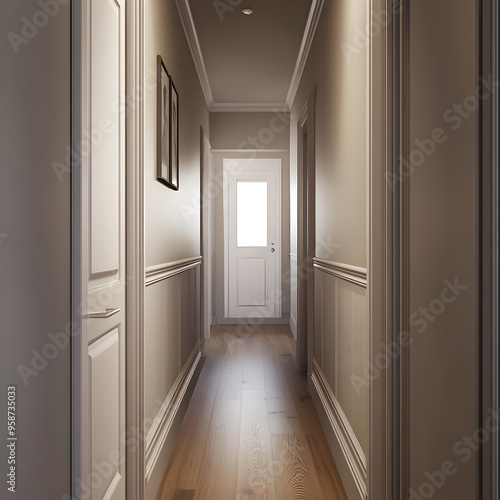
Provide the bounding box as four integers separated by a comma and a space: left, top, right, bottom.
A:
211, 149, 289, 153
285, 0, 325, 109
209, 101, 289, 112
175, 0, 214, 107
176, 0, 323, 112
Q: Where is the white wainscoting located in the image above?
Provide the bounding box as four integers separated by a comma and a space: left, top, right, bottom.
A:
144, 257, 202, 497
312, 259, 369, 500
145, 340, 201, 481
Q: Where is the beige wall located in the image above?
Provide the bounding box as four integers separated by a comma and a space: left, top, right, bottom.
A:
144, 0, 208, 497
145, 0, 209, 267
0, 2, 71, 498
289, 0, 369, 497
408, 1, 479, 498
290, 1, 367, 269
209, 112, 290, 322
210, 111, 290, 150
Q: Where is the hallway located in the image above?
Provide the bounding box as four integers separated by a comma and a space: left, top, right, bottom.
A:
2, 0, 499, 498
156, 325, 347, 499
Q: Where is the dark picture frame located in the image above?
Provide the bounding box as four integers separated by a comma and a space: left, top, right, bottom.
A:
156, 55, 178, 190
170, 80, 179, 190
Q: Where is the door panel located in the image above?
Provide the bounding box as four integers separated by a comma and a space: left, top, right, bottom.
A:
224, 159, 281, 318
90, 0, 121, 275
76, 0, 126, 498
237, 258, 267, 306
89, 328, 124, 500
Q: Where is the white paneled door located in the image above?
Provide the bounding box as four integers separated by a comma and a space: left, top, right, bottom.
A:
74, 0, 126, 499
224, 159, 281, 318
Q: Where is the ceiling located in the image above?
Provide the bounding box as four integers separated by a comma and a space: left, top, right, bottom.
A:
179, 0, 321, 111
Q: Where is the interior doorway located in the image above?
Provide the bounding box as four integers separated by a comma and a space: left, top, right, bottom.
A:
223, 158, 282, 319
296, 92, 316, 375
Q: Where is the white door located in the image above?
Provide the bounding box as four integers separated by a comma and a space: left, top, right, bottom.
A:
74, 0, 126, 499
224, 159, 281, 318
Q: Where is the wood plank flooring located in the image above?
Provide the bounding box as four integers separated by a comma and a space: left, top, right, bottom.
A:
156, 325, 347, 500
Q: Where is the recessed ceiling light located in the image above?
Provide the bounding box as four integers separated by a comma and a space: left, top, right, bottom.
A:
242, 8, 254, 15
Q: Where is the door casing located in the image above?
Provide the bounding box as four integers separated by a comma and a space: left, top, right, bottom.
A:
296, 91, 316, 376
200, 126, 212, 340
480, 1, 500, 499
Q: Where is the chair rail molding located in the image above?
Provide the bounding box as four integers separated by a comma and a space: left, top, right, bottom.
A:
313, 258, 368, 288
145, 256, 202, 286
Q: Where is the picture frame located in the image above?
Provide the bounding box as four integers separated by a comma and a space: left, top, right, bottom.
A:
170, 79, 179, 190
156, 55, 178, 190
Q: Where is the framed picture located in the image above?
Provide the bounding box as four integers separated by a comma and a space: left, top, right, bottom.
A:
156, 55, 178, 190
170, 80, 179, 189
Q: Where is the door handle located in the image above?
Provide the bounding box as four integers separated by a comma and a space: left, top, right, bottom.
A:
270, 248, 275, 252
89, 307, 121, 319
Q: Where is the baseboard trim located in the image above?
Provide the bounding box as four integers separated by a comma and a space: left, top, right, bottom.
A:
310, 360, 367, 500
289, 313, 297, 338
145, 340, 202, 482
214, 315, 290, 325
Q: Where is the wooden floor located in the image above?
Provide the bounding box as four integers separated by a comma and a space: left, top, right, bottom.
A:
156, 325, 347, 500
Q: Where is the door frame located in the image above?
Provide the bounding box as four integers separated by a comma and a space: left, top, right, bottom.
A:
200, 126, 212, 341
481, 1, 500, 499
368, 0, 410, 498
223, 158, 282, 320
71, 0, 146, 498
296, 90, 316, 375
125, 0, 145, 498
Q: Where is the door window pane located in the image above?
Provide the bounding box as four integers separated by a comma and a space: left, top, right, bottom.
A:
237, 181, 267, 247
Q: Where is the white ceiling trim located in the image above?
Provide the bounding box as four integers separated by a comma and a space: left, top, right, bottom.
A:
210, 102, 289, 112
285, 0, 325, 109
211, 149, 289, 153
176, 0, 324, 112
175, 0, 215, 107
